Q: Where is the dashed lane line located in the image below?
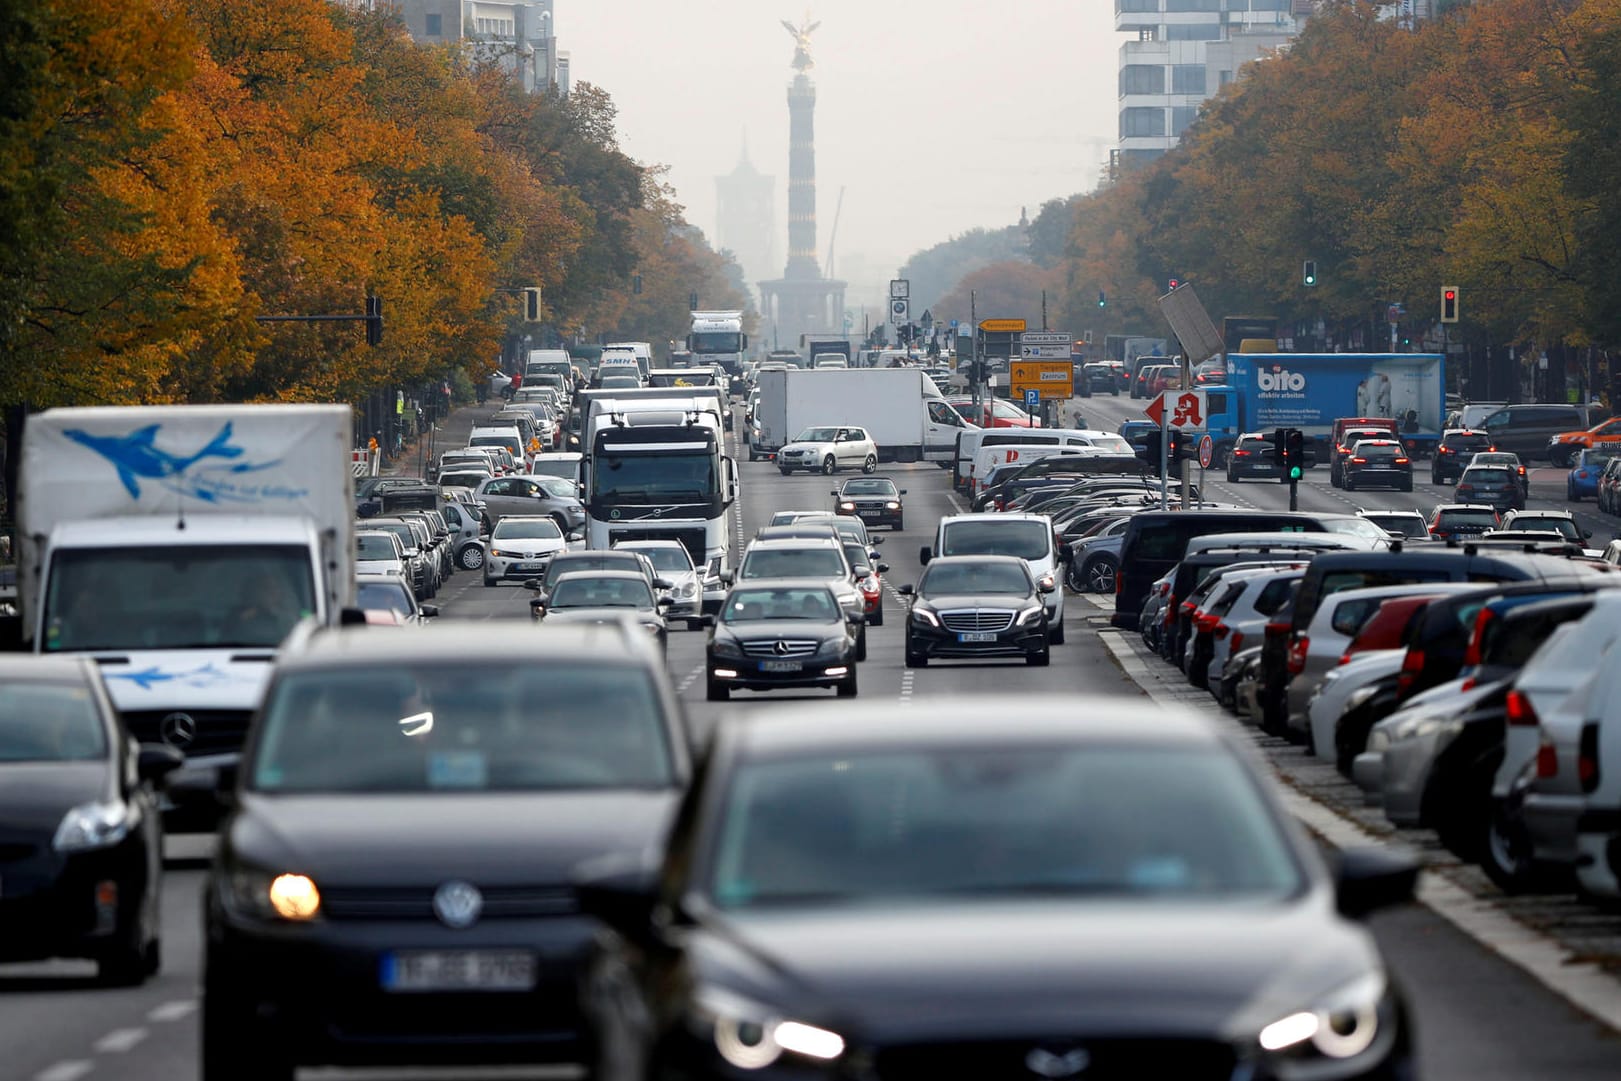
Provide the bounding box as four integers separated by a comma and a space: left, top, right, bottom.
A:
34, 1063, 93, 1081
898, 669, 915, 706
91, 1029, 147, 1055
146, 1000, 197, 1024
677, 663, 704, 694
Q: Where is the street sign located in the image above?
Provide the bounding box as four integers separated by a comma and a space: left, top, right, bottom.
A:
1010, 360, 1074, 400
1198, 433, 1214, 469
891, 298, 909, 321
1023, 389, 1040, 413
1019, 331, 1070, 344
979, 318, 1026, 333
890, 279, 909, 299
1145, 388, 1209, 430
1157, 284, 1224, 365
1020, 344, 1070, 359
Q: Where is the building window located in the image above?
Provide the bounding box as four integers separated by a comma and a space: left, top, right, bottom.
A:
1119, 65, 1166, 95
1171, 65, 1207, 94
1219, 69, 1233, 86
425, 12, 442, 35
1120, 107, 1166, 138
1171, 106, 1201, 136
1117, 0, 1161, 11
1165, 0, 1221, 10
1167, 23, 1222, 39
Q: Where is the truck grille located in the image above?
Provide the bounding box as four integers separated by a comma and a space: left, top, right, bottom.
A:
120, 709, 254, 756
940, 611, 1015, 633
741, 639, 820, 658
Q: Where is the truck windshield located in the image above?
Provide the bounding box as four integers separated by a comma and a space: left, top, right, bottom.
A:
45, 545, 316, 651
592, 450, 717, 503
691, 332, 742, 353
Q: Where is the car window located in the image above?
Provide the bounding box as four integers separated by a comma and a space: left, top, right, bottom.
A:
1463, 469, 1511, 483
491, 519, 562, 541
723, 587, 839, 621
741, 547, 847, 579
357, 580, 413, 615
0, 682, 108, 762
356, 534, 399, 559
919, 561, 1032, 595
940, 520, 1050, 561
550, 577, 654, 609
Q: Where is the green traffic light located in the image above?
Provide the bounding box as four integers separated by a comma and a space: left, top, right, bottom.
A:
1289, 466, 1303, 480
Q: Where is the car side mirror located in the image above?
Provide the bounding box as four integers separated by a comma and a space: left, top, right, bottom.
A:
1058, 546, 1074, 564
567, 531, 584, 543
1334, 846, 1418, 918
830, 490, 839, 496
699, 614, 717, 627
136, 744, 184, 785
877, 562, 890, 574
897, 584, 915, 596
1038, 580, 1056, 594
919, 547, 932, 565
655, 578, 674, 590
720, 571, 735, 585
522, 578, 543, 591
657, 597, 674, 608
899, 489, 907, 495
870, 535, 884, 545
420, 605, 439, 619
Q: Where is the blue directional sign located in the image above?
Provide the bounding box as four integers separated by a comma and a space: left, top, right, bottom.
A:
1024, 389, 1040, 413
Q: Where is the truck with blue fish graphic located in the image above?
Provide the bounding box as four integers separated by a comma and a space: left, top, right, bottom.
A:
13, 405, 355, 827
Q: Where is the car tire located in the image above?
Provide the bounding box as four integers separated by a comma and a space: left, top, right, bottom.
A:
706, 678, 730, 702
1343, 476, 1356, 492
895, 516, 904, 531
1480, 806, 1547, 894
822, 455, 837, 475
904, 641, 928, 667
862, 455, 877, 474
1085, 556, 1117, 595
483, 575, 497, 587
855, 625, 868, 662
202, 965, 294, 1081
779, 467, 793, 476
868, 604, 883, 627
1027, 648, 1050, 667
836, 668, 859, 698
97, 918, 157, 987
1049, 619, 1066, 646
1569, 485, 1580, 502
458, 545, 485, 570
1226, 468, 1238, 483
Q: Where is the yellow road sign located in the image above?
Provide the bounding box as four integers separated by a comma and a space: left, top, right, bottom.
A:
1011, 360, 1074, 399
979, 318, 1027, 333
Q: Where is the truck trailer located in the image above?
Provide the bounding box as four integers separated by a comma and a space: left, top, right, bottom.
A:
750, 367, 968, 463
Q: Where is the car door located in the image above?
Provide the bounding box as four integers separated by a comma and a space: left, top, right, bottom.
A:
925, 400, 965, 459
479, 478, 519, 521
834, 428, 857, 466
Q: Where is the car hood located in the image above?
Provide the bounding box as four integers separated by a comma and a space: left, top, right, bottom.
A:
0, 762, 112, 834
231, 790, 678, 887
715, 619, 848, 641
694, 898, 1379, 1042
914, 593, 1036, 611
543, 606, 663, 625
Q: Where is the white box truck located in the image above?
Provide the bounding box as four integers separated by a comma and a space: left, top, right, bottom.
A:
752, 368, 970, 463
688, 310, 747, 380
12, 404, 355, 825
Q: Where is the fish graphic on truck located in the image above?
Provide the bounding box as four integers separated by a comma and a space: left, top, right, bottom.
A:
62, 421, 304, 503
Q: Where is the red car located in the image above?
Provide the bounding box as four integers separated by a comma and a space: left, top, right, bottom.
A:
946, 396, 1039, 428
843, 541, 889, 627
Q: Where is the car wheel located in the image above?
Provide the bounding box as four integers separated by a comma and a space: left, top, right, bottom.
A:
836, 668, 859, 697
1049, 618, 1066, 646
1027, 648, 1050, 667
1343, 476, 1356, 492
1226, 468, 1238, 483
458, 544, 485, 570
1481, 806, 1545, 893
779, 467, 793, 476
868, 604, 883, 627
97, 917, 157, 987
822, 455, 837, 475
1431, 471, 1442, 485
895, 516, 904, 531
705, 678, 730, 702
1569, 485, 1580, 502
1085, 556, 1117, 595
483, 574, 497, 587
904, 640, 928, 668
202, 964, 294, 1081
862, 455, 878, 474
855, 625, 868, 662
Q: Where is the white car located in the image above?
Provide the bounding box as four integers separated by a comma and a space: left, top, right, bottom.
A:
483, 515, 569, 586
613, 539, 702, 625
776, 425, 879, 475
355, 530, 408, 578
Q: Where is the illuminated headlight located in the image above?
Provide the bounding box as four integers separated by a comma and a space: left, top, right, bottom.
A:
694, 987, 846, 1070
1258, 973, 1388, 1066
1016, 605, 1045, 626
643, 621, 663, 635
885, 501, 900, 509
225, 866, 323, 922
53, 800, 133, 853
911, 606, 941, 628
839, 502, 856, 511
490, 549, 509, 558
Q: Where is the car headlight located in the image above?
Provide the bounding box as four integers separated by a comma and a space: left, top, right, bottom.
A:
490, 549, 509, 558
839, 502, 856, 510
911, 605, 941, 627
224, 864, 323, 922
692, 987, 846, 1070
1258, 972, 1388, 1067
885, 501, 900, 509
711, 636, 744, 659
679, 582, 697, 597
1016, 604, 1045, 626
53, 799, 133, 853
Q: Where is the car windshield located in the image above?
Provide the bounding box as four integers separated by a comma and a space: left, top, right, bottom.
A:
623, 547, 692, 573
795, 427, 839, 442
439, 472, 491, 487
1440, 510, 1499, 527
251, 664, 673, 793
709, 745, 1301, 908
920, 561, 1032, 595
492, 519, 562, 541
940, 520, 1050, 561
1366, 516, 1427, 539
549, 576, 654, 609
0, 682, 108, 762
529, 459, 580, 481
723, 587, 839, 622
843, 544, 873, 574
543, 556, 638, 589
841, 480, 896, 496
356, 534, 399, 559
531, 476, 575, 497
741, 547, 846, 579
357, 581, 414, 615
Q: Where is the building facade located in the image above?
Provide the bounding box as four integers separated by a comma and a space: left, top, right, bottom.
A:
388, 0, 568, 94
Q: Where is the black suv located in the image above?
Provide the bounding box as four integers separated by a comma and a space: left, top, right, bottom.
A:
1479, 403, 1591, 461
1342, 439, 1414, 491
1431, 429, 1494, 484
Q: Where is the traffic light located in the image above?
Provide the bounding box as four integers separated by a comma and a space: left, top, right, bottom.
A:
1168, 428, 1186, 464
1143, 433, 1163, 474
365, 295, 383, 347
1441, 285, 1460, 324
1282, 428, 1305, 481
1303, 260, 1317, 287
1098, 290, 1107, 308
1168, 278, 1180, 291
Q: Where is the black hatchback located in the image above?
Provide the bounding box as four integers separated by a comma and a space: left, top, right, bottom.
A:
1342, 439, 1414, 492
1431, 429, 1494, 484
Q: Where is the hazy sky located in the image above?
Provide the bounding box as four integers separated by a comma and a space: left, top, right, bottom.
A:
565, 1, 1121, 307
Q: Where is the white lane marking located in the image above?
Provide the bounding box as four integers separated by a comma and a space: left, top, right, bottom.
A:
92, 1029, 147, 1054
1099, 628, 1621, 1034
898, 669, 915, 706
147, 1000, 197, 1023
677, 664, 704, 694
35, 1063, 93, 1081
945, 493, 964, 513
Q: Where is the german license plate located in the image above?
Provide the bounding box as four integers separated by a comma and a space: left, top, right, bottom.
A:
761, 660, 803, 672
857, 508, 881, 517
957, 632, 997, 643
514, 562, 544, 572
381, 950, 536, 992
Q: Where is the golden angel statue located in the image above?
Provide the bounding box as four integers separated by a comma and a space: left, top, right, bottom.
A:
781, 15, 820, 72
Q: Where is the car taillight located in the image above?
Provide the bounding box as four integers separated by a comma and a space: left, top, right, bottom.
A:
1213, 621, 1230, 639
1439, 446, 1453, 455
1338, 650, 1352, 666
1578, 470, 1590, 479
1350, 456, 1367, 464
1578, 722, 1601, 793
1464, 607, 1493, 668
1234, 449, 1250, 457
1115, 570, 1124, 595
1394, 457, 1409, 464
1536, 738, 1559, 779
1460, 677, 1477, 691
1397, 648, 1425, 695
1265, 621, 1291, 637
1286, 635, 1309, 675
1229, 630, 1244, 651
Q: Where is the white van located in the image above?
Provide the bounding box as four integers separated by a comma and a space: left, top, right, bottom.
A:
920, 512, 1070, 644
595, 350, 641, 384
955, 428, 1107, 492
970, 442, 1102, 498
604, 341, 653, 380
468, 425, 528, 469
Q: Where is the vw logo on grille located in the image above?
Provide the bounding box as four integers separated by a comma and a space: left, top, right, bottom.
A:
773, 639, 792, 655
1026, 1047, 1090, 1078
433, 881, 483, 929
651, 506, 664, 517
159, 712, 197, 748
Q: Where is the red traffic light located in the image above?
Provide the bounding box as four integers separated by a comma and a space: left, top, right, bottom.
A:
1444, 290, 1456, 301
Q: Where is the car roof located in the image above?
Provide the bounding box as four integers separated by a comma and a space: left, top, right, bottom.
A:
923, 554, 1032, 569
745, 536, 842, 551
1442, 428, 1488, 437
0, 655, 101, 681
727, 578, 842, 593
940, 512, 1047, 525
723, 698, 1225, 759
355, 572, 411, 586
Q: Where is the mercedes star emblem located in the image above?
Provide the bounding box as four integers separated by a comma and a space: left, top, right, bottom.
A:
158, 712, 197, 748
1025, 1047, 1091, 1078
432, 881, 483, 929
773, 639, 791, 655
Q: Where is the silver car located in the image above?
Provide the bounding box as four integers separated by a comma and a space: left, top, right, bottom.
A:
475, 475, 585, 532
613, 539, 702, 626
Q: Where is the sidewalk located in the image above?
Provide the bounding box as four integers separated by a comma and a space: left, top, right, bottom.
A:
381, 402, 499, 479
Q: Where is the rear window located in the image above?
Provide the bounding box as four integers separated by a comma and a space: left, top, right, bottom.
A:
1462, 469, 1510, 484
1438, 509, 1499, 528
1319, 570, 1454, 604
1446, 434, 1492, 450
1329, 596, 1386, 636
1356, 444, 1402, 459
1254, 578, 1298, 616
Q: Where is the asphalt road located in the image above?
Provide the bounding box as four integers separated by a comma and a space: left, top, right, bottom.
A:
6, 400, 1621, 1081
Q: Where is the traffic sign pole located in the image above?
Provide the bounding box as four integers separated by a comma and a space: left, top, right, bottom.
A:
1160, 417, 1169, 510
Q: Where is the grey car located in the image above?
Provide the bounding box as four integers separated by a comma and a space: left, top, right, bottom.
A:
1454, 465, 1524, 511
534, 570, 670, 653
475, 475, 586, 532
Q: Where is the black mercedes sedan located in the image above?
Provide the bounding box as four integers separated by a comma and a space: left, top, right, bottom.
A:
705, 582, 860, 700
0, 656, 180, 985
578, 698, 1418, 1081
201, 625, 689, 1081
900, 554, 1051, 666
831, 476, 906, 530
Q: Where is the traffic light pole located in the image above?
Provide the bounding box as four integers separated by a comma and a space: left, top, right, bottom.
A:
1289, 478, 1298, 512
1159, 419, 1169, 510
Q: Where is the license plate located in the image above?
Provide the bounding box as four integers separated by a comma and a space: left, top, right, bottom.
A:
957, 632, 998, 643
381, 950, 536, 992
760, 660, 803, 672
857, 509, 881, 517
514, 562, 544, 571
